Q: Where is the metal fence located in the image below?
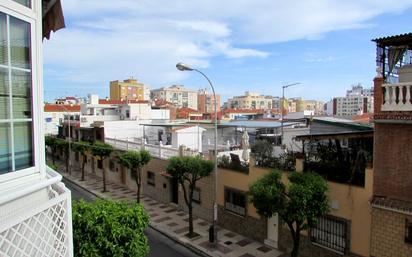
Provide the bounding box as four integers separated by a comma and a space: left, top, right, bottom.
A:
310, 215, 348, 254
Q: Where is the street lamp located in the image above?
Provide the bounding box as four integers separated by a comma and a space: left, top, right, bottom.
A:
61, 104, 74, 174
176, 62, 219, 244
280, 83, 300, 145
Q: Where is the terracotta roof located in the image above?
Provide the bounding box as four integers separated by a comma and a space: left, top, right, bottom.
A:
44, 104, 80, 112
153, 99, 174, 107
371, 196, 412, 214
98, 99, 150, 105
352, 113, 373, 123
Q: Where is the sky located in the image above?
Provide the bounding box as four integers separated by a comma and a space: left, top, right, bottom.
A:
43, 0, 412, 103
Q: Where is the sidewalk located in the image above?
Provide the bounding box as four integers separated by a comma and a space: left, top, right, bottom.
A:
59, 164, 283, 257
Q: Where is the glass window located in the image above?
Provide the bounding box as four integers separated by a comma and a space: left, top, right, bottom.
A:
0, 11, 33, 175
225, 188, 246, 216
12, 0, 31, 8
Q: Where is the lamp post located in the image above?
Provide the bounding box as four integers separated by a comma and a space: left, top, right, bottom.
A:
176, 62, 219, 244
280, 83, 300, 145
61, 104, 73, 174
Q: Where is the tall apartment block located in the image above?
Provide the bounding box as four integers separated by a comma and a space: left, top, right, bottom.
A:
110, 78, 150, 101
151, 85, 198, 110
224, 91, 273, 110
327, 84, 374, 117
198, 89, 221, 113
370, 33, 412, 257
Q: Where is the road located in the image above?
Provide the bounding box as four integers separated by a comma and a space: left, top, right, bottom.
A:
63, 178, 199, 257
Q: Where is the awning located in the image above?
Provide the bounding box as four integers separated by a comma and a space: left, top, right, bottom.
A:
43, 0, 65, 40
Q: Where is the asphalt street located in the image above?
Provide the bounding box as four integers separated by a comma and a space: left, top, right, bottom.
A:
63, 178, 199, 257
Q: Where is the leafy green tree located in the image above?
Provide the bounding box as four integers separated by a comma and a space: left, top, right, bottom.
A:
166, 156, 214, 238
249, 171, 329, 257
56, 138, 70, 173
73, 141, 90, 181
72, 200, 150, 257
251, 139, 274, 166
45, 136, 59, 164
90, 141, 114, 192
119, 150, 152, 203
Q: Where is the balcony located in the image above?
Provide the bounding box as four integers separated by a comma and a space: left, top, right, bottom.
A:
381, 82, 412, 111
0, 168, 73, 257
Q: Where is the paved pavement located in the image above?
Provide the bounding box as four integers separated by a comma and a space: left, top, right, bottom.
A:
59, 163, 283, 257
64, 176, 198, 257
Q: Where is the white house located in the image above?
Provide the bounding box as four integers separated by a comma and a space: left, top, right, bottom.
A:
0, 1, 72, 257
44, 104, 80, 135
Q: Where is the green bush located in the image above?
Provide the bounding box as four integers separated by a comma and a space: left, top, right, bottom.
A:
72, 200, 150, 257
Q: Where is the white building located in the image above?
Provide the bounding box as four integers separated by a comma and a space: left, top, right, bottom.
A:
151, 85, 198, 110
44, 104, 80, 135
1, 1, 72, 257
326, 84, 374, 117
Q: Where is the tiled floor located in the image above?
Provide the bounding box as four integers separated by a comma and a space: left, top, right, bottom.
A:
60, 165, 283, 257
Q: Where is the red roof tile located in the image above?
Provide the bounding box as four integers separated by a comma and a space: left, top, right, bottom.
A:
44, 104, 80, 112
98, 99, 150, 104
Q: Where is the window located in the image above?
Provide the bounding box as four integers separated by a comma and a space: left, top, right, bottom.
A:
109, 160, 115, 172
125, 109, 130, 118
310, 215, 348, 254
405, 219, 412, 244
12, 0, 31, 8
225, 188, 246, 216
97, 159, 102, 169
147, 171, 155, 186
192, 187, 200, 204
0, 10, 34, 176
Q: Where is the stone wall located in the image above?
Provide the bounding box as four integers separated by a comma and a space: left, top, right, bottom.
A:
370, 207, 412, 257
217, 205, 267, 242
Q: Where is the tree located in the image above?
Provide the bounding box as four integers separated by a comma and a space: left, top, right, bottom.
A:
73, 141, 90, 181
119, 150, 152, 203
90, 141, 114, 192
56, 138, 70, 173
45, 136, 59, 164
72, 199, 149, 257
166, 156, 214, 238
249, 171, 329, 257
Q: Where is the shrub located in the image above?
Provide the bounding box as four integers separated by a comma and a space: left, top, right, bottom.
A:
72, 200, 150, 257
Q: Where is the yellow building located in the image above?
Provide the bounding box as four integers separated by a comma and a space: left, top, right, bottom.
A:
110, 78, 150, 101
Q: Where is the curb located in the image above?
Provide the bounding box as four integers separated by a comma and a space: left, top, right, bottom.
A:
63, 174, 214, 257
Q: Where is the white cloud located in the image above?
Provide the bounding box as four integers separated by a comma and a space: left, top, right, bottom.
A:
44, 0, 412, 89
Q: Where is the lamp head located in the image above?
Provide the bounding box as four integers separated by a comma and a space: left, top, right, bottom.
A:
176, 62, 194, 71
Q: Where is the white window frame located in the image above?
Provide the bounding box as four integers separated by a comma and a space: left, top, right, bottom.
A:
0, 0, 45, 184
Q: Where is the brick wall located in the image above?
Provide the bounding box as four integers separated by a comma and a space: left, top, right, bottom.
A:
373, 123, 412, 202
370, 207, 412, 257
374, 77, 383, 113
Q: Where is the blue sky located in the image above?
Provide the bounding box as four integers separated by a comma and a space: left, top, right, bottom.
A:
43, 0, 412, 103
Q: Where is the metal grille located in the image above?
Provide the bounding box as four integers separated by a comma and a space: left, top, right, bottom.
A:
310, 215, 348, 254
0, 184, 71, 257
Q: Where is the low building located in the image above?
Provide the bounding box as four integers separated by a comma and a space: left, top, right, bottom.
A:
44, 104, 80, 135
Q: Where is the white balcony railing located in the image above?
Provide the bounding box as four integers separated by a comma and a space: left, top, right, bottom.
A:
0, 168, 73, 257
105, 137, 198, 159
382, 82, 412, 111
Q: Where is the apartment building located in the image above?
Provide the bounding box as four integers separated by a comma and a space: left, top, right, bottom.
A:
224, 91, 273, 110
326, 84, 374, 117
370, 33, 412, 257
151, 85, 198, 110
198, 89, 221, 113
0, 1, 72, 257
110, 78, 150, 101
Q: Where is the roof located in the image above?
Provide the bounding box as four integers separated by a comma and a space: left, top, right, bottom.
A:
371, 196, 412, 215
295, 130, 373, 141
372, 33, 412, 47
352, 113, 373, 124
219, 120, 299, 128
171, 125, 206, 132
313, 116, 373, 130
98, 99, 150, 105
44, 104, 80, 112
223, 108, 265, 114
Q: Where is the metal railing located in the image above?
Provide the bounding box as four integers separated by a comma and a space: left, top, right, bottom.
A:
310, 215, 348, 255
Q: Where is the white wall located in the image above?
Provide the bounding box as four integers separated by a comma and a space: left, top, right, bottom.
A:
172, 126, 204, 152
104, 120, 143, 140
150, 109, 170, 119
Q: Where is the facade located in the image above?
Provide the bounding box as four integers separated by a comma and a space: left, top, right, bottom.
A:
370, 34, 412, 257
151, 85, 198, 110
44, 104, 80, 135
328, 84, 374, 117
110, 78, 150, 101
0, 1, 72, 257
197, 89, 221, 114
225, 91, 273, 110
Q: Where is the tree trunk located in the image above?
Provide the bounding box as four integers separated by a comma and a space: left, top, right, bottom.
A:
102, 158, 107, 192
65, 151, 69, 174
81, 155, 86, 181
290, 226, 300, 257
135, 167, 141, 203
52, 149, 55, 164
188, 203, 194, 237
